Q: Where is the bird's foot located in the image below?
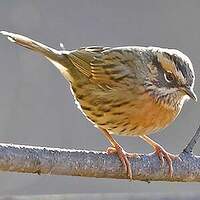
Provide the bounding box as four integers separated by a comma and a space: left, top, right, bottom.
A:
106, 145, 138, 180
153, 144, 181, 177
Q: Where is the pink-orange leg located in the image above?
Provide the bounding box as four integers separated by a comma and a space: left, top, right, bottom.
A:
101, 129, 138, 180
140, 135, 180, 177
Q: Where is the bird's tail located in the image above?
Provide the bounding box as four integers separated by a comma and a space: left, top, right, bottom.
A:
0, 31, 64, 63
0, 31, 76, 81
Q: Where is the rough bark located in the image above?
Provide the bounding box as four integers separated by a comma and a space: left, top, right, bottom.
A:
0, 142, 198, 182
0, 125, 199, 182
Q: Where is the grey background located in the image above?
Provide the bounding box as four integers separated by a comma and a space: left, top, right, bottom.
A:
0, 0, 199, 196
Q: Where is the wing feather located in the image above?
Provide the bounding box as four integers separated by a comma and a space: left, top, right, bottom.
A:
68, 46, 136, 87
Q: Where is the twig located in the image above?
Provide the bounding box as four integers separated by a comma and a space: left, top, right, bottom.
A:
183, 125, 200, 154
0, 142, 199, 182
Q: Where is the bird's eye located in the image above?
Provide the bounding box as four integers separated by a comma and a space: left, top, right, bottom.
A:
164, 72, 174, 83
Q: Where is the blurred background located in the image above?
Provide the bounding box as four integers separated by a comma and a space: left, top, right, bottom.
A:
0, 0, 199, 196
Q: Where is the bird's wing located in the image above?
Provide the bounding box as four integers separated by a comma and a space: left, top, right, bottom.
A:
68, 46, 137, 87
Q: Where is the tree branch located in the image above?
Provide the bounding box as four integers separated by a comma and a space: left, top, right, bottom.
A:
0, 126, 199, 182
183, 124, 200, 154
0, 140, 199, 182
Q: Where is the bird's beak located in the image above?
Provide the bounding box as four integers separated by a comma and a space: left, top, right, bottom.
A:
182, 86, 197, 102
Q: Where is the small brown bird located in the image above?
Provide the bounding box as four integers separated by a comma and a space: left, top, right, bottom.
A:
1, 31, 197, 179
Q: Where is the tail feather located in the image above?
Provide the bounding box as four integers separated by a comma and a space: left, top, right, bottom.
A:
0, 31, 62, 62
1, 31, 75, 82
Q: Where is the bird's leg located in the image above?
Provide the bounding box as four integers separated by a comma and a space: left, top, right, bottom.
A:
140, 135, 180, 177
100, 129, 138, 180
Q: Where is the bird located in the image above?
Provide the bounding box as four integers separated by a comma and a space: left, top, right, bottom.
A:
0, 31, 197, 180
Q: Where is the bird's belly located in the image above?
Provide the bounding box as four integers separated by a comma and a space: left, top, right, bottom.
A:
72, 84, 179, 136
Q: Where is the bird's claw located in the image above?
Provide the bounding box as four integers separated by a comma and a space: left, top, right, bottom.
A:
154, 145, 181, 177
106, 146, 138, 180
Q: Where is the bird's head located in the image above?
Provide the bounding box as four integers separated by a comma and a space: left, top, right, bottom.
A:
143, 47, 197, 109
